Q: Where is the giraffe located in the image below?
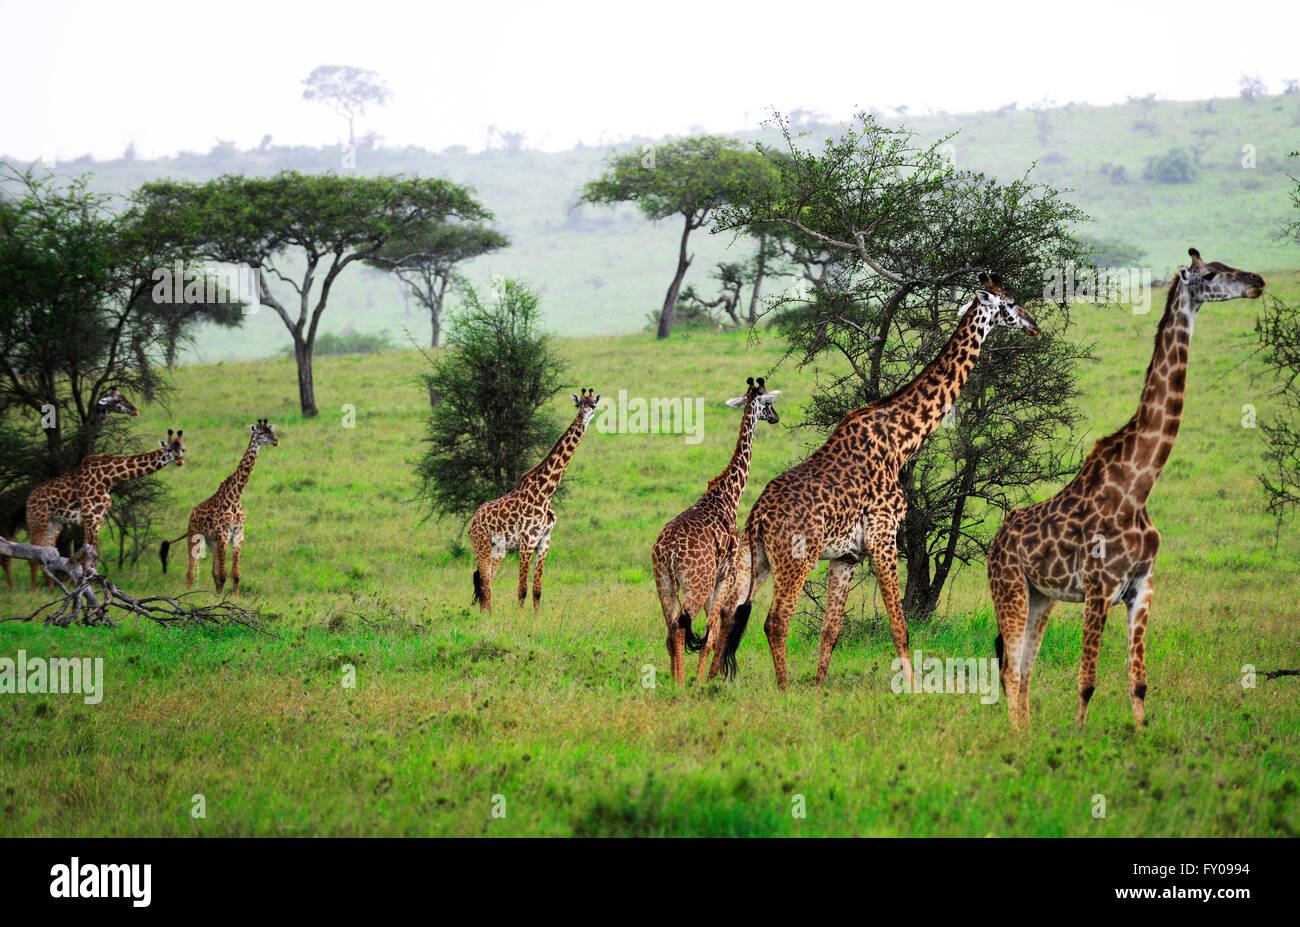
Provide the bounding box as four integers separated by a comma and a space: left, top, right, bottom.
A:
23, 429, 186, 588
652, 377, 781, 685
469, 389, 601, 612
1, 390, 140, 586
159, 420, 278, 598
714, 274, 1040, 690
988, 249, 1265, 731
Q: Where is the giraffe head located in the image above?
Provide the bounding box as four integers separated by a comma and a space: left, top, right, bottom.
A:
725, 376, 781, 424
570, 388, 602, 426
972, 272, 1040, 336
249, 418, 279, 449
96, 389, 139, 417
1177, 248, 1265, 304
157, 428, 185, 467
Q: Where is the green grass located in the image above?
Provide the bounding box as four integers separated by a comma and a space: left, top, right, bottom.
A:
2, 276, 1299, 836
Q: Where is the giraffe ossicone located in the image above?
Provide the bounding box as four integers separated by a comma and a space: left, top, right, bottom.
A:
160, 419, 278, 598
715, 274, 1039, 691
651, 376, 780, 685
469, 388, 601, 612
987, 248, 1265, 731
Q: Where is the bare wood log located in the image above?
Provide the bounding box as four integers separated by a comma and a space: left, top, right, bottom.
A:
0, 537, 266, 631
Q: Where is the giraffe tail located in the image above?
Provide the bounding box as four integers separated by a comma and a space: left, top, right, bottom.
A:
472, 568, 484, 605
720, 520, 760, 680
159, 531, 187, 574
680, 612, 705, 653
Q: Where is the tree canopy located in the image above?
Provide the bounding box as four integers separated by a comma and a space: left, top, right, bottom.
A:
135, 171, 489, 416
579, 136, 777, 338
719, 113, 1093, 619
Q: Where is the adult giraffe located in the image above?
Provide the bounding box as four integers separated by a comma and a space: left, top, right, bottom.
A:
159, 419, 279, 597
470, 389, 601, 612
652, 377, 780, 684
988, 249, 1264, 730
715, 274, 1040, 689
1, 390, 140, 586
23, 429, 186, 588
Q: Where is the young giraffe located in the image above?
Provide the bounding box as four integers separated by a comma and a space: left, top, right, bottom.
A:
470, 389, 601, 612
159, 419, 279, 598
652, 377, 781, 685
715, 274, 1041, 690
988, 249, 1265, 731
1, 389, 140, 586
23, 429, 186, 588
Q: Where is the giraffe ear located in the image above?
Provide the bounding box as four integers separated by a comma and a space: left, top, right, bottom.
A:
159, 440, 167, 449
762, 390, 781, 401
250, 425, 256, 433
725, 396, 746, 408
570, 393, 581, 405
593, 393, 601, 405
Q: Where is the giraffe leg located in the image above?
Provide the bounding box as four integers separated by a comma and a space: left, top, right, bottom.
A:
230, 529, 244, 600
212, 537, 228, 595
989, 561, 1028, 728
1126, 571, 1154, 728
696, 563, 735, 683
710, 536, 770, 681
1015, 588, 1055, 729
29, 527, 58, 590
469, 523, 500, 613
516, 549, 533, 607
185, 533, 199, 590
1077, 591, 1112, 727
868, 544, 913, 694
531, 546, 547, 612
653, 552, 684, 684
764, 557, 816, 691
814, 558, 856, 686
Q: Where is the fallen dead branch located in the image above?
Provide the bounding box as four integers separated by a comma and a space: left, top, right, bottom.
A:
0, 538, 267, 631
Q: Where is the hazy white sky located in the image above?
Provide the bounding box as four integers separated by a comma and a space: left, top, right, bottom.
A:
4, 0, 1298, 161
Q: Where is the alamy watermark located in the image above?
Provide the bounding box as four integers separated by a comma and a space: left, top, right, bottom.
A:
891, 649, 999, 704
593, 390, 705, 445
1044, 263, 1154, 314
151, 261, 258, 313
0, 649, 103, 704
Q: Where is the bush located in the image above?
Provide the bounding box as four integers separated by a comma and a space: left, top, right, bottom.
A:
281, 328, 394, 357
415, 279, 566, 519
1143, 148, 1196, 184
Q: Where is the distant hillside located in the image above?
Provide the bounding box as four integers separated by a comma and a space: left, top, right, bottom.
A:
9, 93, 1298, 361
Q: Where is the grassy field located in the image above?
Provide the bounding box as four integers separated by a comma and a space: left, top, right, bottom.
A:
2, 273, 1299, 836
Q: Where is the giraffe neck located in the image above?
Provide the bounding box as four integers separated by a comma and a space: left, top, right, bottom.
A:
884, 303, 990, 458
1112, 278, 1198, 503
519, 412, 588, 499
86, 448, 173, 487
222, 441, 262, 499
704, 396, 758, 518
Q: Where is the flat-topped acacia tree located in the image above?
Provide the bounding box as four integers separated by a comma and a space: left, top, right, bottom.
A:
136, 171, 489, 416
363, 221, 509, 347
578, 136, 776, 338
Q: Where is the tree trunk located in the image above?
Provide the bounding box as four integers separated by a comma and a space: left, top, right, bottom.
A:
657, 214, 694, 340
748, 231, 767, 324
431, 276, 449, 348
294, 336, 319, 418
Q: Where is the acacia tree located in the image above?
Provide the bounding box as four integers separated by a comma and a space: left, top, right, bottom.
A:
417, 279, 565, 519
719, 113, 1092, 619
1256, 154, 1300, 522
302, 65, 391, 147
136, 172, 489, 416
578, 136, 777, 338
0, 165, 241, 559
364, 221, 509, 347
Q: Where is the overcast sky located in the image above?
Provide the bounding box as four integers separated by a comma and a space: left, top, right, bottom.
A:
4, 0, 1298, 162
